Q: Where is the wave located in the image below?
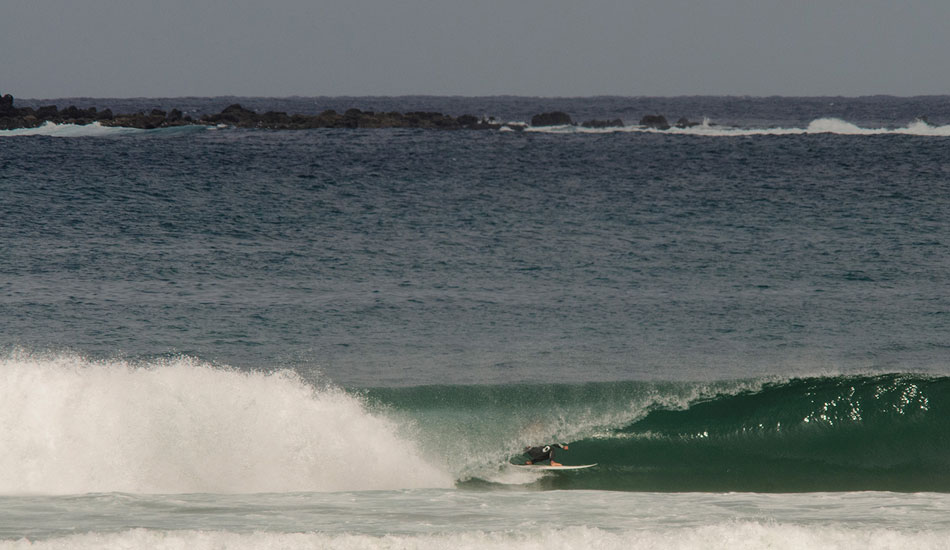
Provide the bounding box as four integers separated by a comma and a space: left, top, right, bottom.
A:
5, 524, 949, 550
0, 121, 208, 138
579, 374, 950, 492
4, 118, 949, 138
523, 117, 950, 137
3, 352, 948, 494
368, 374, 950, 492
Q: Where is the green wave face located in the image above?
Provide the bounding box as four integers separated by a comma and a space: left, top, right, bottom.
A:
364, 374, 950, 492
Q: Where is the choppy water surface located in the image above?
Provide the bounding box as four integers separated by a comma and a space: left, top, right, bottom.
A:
2, 95, 949, 548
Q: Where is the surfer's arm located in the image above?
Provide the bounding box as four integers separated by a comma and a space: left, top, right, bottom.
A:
549, 444, 568, 466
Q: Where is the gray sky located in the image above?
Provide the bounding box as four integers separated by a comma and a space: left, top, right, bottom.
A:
3, 0, 949, 98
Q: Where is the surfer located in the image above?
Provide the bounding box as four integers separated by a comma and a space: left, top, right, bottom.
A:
524, 444, 569, 466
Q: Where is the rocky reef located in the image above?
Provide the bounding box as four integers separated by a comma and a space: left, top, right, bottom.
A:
638, 115, 703, 130
0, 94, 503, 131
0, 93, 701, 132
530, 111, 574, 126
200, 104, 505, 130
581, 118, 625, 128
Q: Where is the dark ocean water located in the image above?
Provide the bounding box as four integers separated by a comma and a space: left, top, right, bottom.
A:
3, 97, 950, 386
1, 97, 950, 506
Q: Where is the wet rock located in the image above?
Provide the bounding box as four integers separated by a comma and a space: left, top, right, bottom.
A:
60, 106, 83, 119
204, 104, 258, 125
531, 111, 573, 126
639, 115, 670, 130
456, 114, 500, 130
457, 114, 480, 128
35, 105, 59, 119
0, 94, 14, 116
581, 119, 624, 128
675, 117, 700, 128
0, 93, 618, 133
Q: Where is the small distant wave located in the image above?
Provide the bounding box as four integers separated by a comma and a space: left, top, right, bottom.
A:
0, 121, 208, 138
523, 118, 950, 137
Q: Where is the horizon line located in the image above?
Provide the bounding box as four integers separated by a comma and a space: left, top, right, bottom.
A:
9, 93, 950, 102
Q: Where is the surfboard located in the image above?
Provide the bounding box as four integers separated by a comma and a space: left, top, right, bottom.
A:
514, 463, 597, 471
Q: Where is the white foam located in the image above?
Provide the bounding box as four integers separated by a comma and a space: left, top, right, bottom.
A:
6, 118, 949, 138
5, 524, 948, 550
0, 121, 146, 138
0, 353, 452, 494
0, 121, 211, 137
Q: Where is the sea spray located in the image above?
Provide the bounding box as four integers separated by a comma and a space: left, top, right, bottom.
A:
0, 353, 452, 494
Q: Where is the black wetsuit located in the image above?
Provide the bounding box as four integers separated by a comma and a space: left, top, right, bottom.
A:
524, 444, 566, 464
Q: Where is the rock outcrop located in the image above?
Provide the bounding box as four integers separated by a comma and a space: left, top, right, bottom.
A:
675, 117, 700, 128
0, 92, 705, 133
197, 105, 501, 130
639, 115, 670, 130
581, 119, 624, 128
0, 94, 512, 131
530, 111, 573, 127
0, 94, 15, 116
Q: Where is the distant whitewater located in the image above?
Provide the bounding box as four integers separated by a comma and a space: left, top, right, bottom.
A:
4, 117, 950, 137
523, 117, 950, 136
0, 121, 209, 137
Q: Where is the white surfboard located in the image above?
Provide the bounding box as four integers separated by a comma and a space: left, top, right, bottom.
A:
514, 463, 597, 471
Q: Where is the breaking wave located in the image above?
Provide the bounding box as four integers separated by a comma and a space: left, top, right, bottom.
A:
369, 374, 950, 492
523, 117, 950, 136
4, 118, 949, 137
0, 121, 207, 138
3, 351, 947, 494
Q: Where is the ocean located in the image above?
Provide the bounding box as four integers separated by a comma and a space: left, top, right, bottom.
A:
1, 95, 949, 548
